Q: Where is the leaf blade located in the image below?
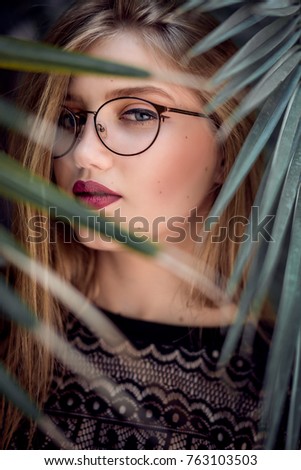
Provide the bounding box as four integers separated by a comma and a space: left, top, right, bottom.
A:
207, 67, 300, 222
0, 36, 150, 77
189, 5, 260, 57
206, 30, 300, 113
253, 3, 301, 17
211, 16, 299, 84
262, 183, 301, 449
219, 49, 301, 137
175, 0, 244, 15
219, 84, 301, 362
0, 151, 158, 257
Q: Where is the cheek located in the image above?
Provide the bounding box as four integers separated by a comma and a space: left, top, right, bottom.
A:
53, 158, 76, 189
144, 129, 219, 215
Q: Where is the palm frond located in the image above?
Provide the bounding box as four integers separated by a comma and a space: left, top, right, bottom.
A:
0, 151, 229, 306
1, 0, 301, 449
0, 35, 149, 77
189, 0, 247, 14
205, 31, 300, 113
219, 49, 301, 137
0, 362, 75, 449
206, 69, 300, 221
261, 183, 301, 449
252, 3, 301, 17
286, 328, 301, 449
210, 16, 299, 86
189, 5, 262, 57
0, 273, 137, 426
176, 0, 245, 15
0, 150, 158, 257
0, 225, 124, 346
189, 0, 301, 448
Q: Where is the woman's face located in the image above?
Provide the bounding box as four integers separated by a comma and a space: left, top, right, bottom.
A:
53, 32, 220, 251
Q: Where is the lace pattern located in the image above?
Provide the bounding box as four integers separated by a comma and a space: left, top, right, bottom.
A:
11, 311, 267, 449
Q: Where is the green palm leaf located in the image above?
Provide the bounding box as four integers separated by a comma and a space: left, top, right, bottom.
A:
220, 49, 301, 136
1, 0, 301, 449
205, 31, 300, 113
262, 183, 301, 449
188, 5, 260, 57
0, 225, 124, 346
0, 272, 137, 426
207, 68, 300, 223
0, 150, 158, 257
226, 155, 274, 298
252, 3, 301, 17
210, 15, 299, 85
0, 151, 227, 306
176, 0, 244, 15
0, 362, 74, 449
0, 35, 149, 77
220, 85, 301, 360
194, 1, 301, 447
286, 328, 301, 449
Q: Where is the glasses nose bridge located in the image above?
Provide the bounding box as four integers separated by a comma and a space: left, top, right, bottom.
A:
86, 108, 107, 139
86, 109, 97, 117
76, 108, 109, 155
76, 109, 97, 139
85, 109, 97, 128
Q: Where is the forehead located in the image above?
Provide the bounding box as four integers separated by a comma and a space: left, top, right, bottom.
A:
68, 32, 202, 108
87, 31, 171, 73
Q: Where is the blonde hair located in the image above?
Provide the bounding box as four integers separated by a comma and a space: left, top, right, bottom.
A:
1, 0, 262, 448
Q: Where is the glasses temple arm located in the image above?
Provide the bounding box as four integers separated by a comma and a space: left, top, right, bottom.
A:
166, 107, 220, 129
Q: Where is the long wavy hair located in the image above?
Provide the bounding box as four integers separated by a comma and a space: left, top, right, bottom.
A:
1, 0, 263, 448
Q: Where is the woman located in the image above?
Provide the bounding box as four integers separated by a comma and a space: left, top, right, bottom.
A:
1, 0, 269, 449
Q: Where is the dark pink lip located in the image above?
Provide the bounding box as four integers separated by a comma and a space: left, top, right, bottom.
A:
72, 180, 122, 209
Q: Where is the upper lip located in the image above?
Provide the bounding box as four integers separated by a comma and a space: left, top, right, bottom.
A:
72, 180, 121, 196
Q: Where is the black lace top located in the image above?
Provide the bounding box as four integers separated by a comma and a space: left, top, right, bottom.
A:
11, 310, 268, 450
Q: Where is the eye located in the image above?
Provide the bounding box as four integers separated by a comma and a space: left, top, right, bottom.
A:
58, 108, 76, 132
120, 107, 158, 122
75, 112, 88, 133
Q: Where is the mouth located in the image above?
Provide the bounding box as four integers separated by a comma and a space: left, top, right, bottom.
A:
72, 180, 122, 209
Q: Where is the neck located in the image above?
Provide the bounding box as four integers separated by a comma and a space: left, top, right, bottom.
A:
91, 247, 235, 327
93, 248, 184, 324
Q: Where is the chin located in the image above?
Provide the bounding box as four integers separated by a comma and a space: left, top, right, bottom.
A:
75, 228, 124, 252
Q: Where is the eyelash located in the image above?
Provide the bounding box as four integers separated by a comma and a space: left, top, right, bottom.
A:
63, 107, 170, 123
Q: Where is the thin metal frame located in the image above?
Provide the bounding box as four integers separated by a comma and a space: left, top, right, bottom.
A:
53, 96, 212, 158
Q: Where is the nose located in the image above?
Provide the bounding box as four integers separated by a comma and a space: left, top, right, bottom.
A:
72, 115, 113, 171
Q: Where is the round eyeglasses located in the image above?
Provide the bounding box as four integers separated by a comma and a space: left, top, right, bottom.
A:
52, 96, 212, 158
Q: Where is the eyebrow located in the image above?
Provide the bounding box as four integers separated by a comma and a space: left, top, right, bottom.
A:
66, 86, 175, 105
105, 86, 175, 102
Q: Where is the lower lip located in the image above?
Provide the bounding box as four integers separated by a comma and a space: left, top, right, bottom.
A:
77, 194, 121, 209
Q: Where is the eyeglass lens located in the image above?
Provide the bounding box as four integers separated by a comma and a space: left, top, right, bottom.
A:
53, 98, 161, 157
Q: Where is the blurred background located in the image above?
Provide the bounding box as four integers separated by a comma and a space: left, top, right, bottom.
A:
0, 1, 72, 228
0, 1, 71, 151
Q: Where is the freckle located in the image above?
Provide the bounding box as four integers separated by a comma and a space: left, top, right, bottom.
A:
186, 195, 190, 199
159, 191, 162, 194
185, 136, 188, 140
157, 180, 161, 184
205, 166, 208, 172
